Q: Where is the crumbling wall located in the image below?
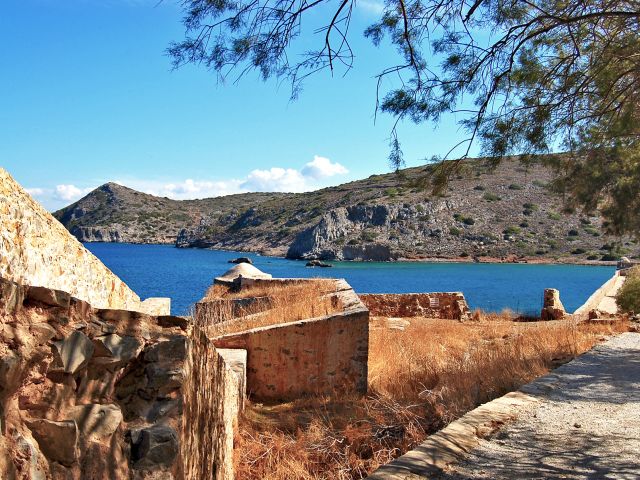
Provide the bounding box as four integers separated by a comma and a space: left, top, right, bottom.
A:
0, 275, 241, 480
0, 168, 169, 314
359, 292, 471, 320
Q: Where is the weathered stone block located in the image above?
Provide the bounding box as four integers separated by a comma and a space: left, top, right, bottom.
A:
144, 337, 187, 363
130, 425, 179, 470
27, 419, 79, 466
541, 288, 566, 320
52, 331, 95, 374
68, 403, 123, 443
93, 333, 141, 365
30, 322, 57, 345
0, 277, 24, 314
157, 315, 189, 331
145, 364, 184, 397
26, 286, 71, 308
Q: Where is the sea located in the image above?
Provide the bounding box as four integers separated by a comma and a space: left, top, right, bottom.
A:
85, 243, 616, 316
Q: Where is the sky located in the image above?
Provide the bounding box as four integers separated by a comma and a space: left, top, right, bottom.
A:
1, 0, 474, 210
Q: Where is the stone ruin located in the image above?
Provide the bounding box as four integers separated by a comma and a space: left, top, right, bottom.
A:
540, 288, 566, 320
360, 292, 471, 321
0, 169, 372, 479
0, 269, 369, 480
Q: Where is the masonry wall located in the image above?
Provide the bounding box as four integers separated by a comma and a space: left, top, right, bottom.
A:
212, 308, 369, 402
0, 168, 168, 314
181, 328, 242, 480
0, 274, 245, 480
359, 292, 471, 320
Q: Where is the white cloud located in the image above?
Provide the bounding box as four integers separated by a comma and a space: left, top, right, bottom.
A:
357, 0, 384, 15
25, 187, 45, 196
24, 155, 350, 210
301, 155, 348, 180
55, 184, 92, 201
136, 178, 244, 200
241, 167, 307, 192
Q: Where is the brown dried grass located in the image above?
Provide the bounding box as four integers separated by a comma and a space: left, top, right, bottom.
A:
234, 314, 630, 479
202, 280, 344, 337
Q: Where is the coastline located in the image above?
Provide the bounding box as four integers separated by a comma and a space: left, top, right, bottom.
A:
81, 240, 620, 267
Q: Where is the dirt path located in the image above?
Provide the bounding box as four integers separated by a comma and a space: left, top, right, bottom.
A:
438, 332, 640, 480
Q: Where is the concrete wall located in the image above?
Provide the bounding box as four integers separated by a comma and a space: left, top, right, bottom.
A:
573, 272, 620, 316
0, 168, 169, 314
360, 292, 471, 320
212, 308, 369, 402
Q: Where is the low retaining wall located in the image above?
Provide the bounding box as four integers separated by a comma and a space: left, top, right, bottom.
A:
573, 272, 620, 316
359, 292, 471, 320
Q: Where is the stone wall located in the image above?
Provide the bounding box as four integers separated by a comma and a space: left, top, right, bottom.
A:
0, 168, 169, 314
201, 278, 370, 402
359, 292, 471, 320
0, 275, 243, 480
573, 272, 620, 316
212, 309, 369, 401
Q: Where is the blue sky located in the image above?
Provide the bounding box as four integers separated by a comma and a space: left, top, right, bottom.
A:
1, 0, 473, 210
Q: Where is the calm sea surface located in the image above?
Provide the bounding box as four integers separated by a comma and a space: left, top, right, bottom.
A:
85, 243, 615, 316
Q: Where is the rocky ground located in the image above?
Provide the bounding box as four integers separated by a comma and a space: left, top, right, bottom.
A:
54, 156, 640, 262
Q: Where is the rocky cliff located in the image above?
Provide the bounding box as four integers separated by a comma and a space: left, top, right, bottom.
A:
54, 158, 640, 262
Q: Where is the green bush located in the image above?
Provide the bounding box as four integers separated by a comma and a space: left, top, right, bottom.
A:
462, 217, 475, 225
532, 180, 547, 188
483, 192, 501, 202
361, 230, 378, 242
503, 225, 521, 235
548, 211, 562, 221
571, 248, 586, 255
616, 268, 640, 313
449, 227, 462, 236
568, 229, 579, 236
508, 183, 523, 190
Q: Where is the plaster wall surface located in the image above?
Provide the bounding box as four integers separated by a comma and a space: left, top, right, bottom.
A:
0, 168, 168, 314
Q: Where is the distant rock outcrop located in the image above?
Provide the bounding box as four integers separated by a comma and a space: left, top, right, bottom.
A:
53, 157, 640, 262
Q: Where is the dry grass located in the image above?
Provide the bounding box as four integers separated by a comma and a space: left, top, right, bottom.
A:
234, 314, 630, 479
202, 280, 344, 337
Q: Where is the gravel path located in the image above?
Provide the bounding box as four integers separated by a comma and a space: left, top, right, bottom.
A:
440, 332, 640, 480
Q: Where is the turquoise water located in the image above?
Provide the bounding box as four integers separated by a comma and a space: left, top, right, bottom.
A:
85, 243, 615, 316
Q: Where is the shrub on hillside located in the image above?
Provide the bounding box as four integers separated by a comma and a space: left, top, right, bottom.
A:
483, 192, 501, 201
616, 267, 640, 313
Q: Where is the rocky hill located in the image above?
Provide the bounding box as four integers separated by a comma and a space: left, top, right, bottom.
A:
54, 158, 639, 262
